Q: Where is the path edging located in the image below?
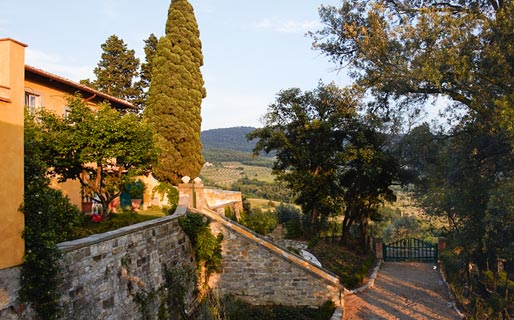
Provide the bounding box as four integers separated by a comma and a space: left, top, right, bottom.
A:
437, 262, 466, 319
344, 260, 383, 296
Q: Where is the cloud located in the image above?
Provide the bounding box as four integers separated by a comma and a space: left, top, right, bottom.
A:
26, 48, 95, 82
254, 18, 321, 33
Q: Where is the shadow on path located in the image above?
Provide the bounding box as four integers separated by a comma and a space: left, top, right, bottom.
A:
344, 262, 461, 320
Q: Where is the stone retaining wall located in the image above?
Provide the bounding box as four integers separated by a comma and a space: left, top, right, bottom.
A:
57, 208, 196, 320
199, 208, 344, 308
0, 207, 196, 320
1, 197, 344, 319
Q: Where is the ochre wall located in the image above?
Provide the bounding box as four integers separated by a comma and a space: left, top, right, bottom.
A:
23, 78, 99, 117
0, 39, 26, 269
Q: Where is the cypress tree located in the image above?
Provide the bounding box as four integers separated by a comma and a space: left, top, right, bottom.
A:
145, 0, 206, 184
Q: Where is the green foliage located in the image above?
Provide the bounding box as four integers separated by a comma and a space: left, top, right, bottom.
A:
224, 206, 237, 221
21, 111, 82, 319
381, 215, 423, 244
83, 34, 141, 106
152, 182, 179, 215
202, 148, 274, 168
310, 240, 375, 289
72, 210, 162, 239
178, 213, 223, 278
34, 96, 156, 218
133, 33, 158, 110
239, 207, 278, 236
201, 126, 259, 153
220, 295, 335, 320
312, 2, 514, 315
440, 248, 514, 319
145, 0, 205, 184
134, 266, 197, 320
276, 204, 304, 238
248, 82, 401, 243
248, 83, 360, 235
124, 179, 146, 199
312, 2, 514, 129
231, 177, 295, 203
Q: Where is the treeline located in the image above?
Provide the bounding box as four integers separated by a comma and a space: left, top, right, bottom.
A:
202, 149, 274, 168
201, 127, 257, 153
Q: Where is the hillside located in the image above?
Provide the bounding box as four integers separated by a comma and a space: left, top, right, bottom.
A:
201, 126, 257, 153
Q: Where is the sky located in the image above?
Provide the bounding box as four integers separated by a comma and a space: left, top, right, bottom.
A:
1, 0, 350, 130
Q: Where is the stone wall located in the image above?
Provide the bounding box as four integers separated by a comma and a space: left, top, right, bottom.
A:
57, 208, 195, 320
0, 266, 22, 319
1, 194, 344, 319
0, 207, 196, 320
178, 181, 243, 218
200, 208, 344, 308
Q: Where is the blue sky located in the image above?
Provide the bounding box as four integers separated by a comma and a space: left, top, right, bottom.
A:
1, 0, 349, 130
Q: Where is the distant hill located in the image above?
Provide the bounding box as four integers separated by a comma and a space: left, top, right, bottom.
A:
201, 126, 257, 153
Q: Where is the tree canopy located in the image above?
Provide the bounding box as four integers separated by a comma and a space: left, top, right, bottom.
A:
248, 82, 401, 240
21, 110, 81, 319
311, 1, 514, 129
312, 4, 514, 314
34, 96, 156, 218
144, 0, 206, 184
81, 35, 141, 108
134, 33, 159, 109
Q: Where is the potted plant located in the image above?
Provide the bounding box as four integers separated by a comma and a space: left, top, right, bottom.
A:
125, 179, 146, 211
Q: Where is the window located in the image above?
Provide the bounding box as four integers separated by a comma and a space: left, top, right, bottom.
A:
25, 92, 41, 114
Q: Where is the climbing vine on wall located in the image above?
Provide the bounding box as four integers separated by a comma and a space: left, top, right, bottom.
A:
135, 266, 197, 320
178, 212, 223, 280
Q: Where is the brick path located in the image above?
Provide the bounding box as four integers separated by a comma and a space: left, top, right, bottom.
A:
343, 262, 463, 320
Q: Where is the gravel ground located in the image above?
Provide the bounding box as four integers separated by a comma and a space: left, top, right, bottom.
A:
343, 262, 462, 320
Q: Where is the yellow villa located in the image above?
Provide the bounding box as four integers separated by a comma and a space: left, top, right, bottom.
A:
0, 38, 134, 269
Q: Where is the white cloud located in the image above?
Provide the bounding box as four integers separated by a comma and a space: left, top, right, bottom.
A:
26, 48, 95, 82
255, 18, 321, 33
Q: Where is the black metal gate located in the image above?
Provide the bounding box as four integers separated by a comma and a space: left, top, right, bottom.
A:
383, 238, 438, 263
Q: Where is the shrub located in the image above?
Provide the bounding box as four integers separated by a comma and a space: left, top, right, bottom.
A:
219, 295, 335, 320
240, 207, 277, 235
276, 203, 301, 224
225, 206, 238, 221
125, 179, 146, 199
21, 112, 82, 319
152, 182, 179, 215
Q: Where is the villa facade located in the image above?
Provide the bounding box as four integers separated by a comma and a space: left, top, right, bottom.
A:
0, 38, 134, 269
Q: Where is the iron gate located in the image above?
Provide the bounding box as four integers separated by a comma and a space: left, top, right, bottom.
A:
383, 238, 438, 263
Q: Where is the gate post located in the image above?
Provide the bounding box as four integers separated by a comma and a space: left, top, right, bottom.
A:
375, 238, 383, 261
438, 237, 447, 261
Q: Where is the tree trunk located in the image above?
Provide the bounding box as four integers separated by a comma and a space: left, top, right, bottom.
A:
359, 218, 370, 252
310, 207, 320, 236
340, 211, 354, 245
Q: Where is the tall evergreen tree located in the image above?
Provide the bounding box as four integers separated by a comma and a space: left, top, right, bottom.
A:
134, 33, 159, 109
145, 0, 206, 184
84, 35, 141, 106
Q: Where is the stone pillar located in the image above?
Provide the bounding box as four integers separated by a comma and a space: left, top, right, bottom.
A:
192, 177, 204, 211
178, 179, 194, 209
375, 238, 383, 261
177, 176, 205, 211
